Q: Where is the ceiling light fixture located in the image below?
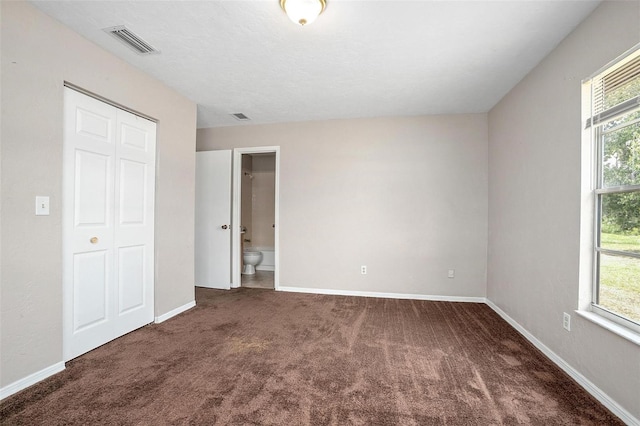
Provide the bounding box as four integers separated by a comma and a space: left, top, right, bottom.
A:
280, 0, 326, 26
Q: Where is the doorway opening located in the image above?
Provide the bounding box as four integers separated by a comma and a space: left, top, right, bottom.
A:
232, 147, 280, 290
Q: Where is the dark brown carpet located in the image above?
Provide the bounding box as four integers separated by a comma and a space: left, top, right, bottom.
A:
1, 288, 622, 425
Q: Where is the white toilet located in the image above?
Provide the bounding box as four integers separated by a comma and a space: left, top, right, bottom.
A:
242, 248, 263, 275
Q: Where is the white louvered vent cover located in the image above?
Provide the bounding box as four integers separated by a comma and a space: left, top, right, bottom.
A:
103, 25, 159, 55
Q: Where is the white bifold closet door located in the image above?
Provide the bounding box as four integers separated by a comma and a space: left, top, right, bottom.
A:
63, 88, 156, 361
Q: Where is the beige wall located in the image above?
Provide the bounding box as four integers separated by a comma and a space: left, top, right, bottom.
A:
1, 1, 196, 388
250, 155, 275, 248
487, 1, 640, 420
7, 0, 634, 417
198, 114, 488, 297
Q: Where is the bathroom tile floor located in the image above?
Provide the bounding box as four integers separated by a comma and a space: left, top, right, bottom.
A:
241, 270, 274, 289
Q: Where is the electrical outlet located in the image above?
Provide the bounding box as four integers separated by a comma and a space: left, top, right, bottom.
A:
361, 265, 367, 275
563, 312, 571, 331
448, 269, 455, 279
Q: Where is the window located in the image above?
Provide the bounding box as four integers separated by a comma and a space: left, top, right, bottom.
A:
584, 47, 640, 333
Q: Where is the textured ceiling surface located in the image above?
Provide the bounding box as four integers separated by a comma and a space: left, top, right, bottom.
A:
31, 0, 600, 128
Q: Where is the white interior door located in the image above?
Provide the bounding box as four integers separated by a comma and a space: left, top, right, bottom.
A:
63, 87, 156, 361
195, 150, 232, 289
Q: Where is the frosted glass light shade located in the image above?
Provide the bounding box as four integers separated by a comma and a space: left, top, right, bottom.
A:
280, 0, 326, 26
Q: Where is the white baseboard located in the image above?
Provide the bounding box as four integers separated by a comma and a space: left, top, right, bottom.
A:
485, 299, 639, 426
277, 286, 486, 303
154, 300, 196, 324
256, 266, 275, 272
0, 362, 65, 401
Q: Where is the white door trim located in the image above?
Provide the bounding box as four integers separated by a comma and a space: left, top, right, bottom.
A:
231, 147, 280, 290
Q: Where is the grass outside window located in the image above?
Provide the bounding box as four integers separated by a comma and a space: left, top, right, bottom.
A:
598, 234, 640, 324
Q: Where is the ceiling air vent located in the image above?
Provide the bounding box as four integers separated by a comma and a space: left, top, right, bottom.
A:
231, 113, 251, 121
103, 25, 159, 55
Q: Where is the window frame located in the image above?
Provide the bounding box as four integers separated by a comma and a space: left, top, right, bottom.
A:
586, 47, 640, 335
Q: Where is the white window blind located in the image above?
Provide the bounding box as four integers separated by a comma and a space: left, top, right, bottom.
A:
587, 52, 640, 127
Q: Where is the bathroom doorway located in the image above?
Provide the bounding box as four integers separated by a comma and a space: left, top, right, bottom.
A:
232, 147, 280, 290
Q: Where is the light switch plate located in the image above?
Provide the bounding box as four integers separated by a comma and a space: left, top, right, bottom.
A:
35, 196, 50, 216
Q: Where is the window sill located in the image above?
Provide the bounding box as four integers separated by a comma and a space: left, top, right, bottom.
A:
575, 310, 640, 346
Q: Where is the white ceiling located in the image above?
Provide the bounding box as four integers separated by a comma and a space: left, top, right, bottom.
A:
31, 0, 600, 128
